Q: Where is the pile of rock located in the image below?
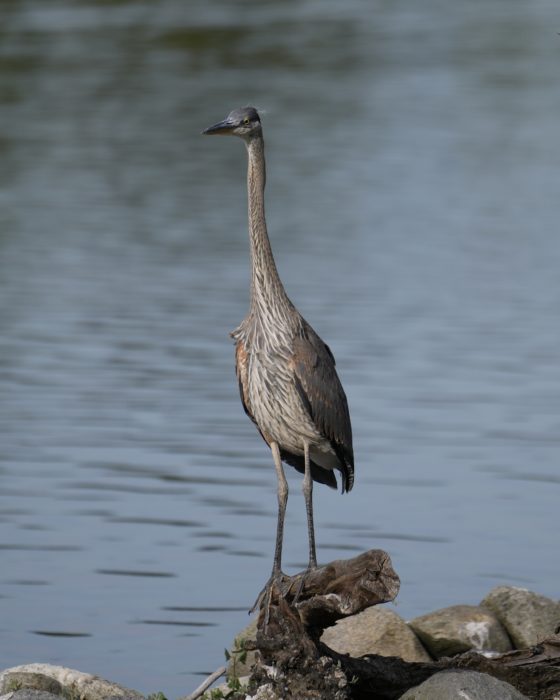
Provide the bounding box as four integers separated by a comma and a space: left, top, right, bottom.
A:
227, 585, 560, 698
1, 585, 558, 700
0, 665, 142, 700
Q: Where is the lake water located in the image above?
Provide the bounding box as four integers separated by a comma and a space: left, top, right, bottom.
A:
1, 0, 559, 696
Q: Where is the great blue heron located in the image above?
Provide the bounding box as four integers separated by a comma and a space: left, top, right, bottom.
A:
203, 106, 354, 606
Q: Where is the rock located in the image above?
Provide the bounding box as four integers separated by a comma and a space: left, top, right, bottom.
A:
248, 654, 349, 700
0, 673, 62, 696
248, 684, 278, 700
0, 691, 62, 700
321, 606, 432, 662
0, 666, 144, 700
481, 586, 560, 649
399, 670, 529, 699
408, 604, 512, 658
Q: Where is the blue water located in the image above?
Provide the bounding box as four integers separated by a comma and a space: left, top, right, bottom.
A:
1, 0, 559, 696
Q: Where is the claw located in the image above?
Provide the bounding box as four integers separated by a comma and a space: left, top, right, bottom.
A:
250, 571, 291, 627
251, 565, 317, 628
250, 579, 272, 615
291, 564, 316, 605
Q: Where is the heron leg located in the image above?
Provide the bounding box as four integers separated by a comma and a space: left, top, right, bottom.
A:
250, 442, 289, 616
289, 442, 317, 606
302, 441, 317, 569
271, 442, 289, 576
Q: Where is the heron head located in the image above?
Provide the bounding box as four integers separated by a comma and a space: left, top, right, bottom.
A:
202, 106, 262, 139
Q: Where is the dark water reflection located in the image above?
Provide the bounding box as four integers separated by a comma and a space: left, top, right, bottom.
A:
1, 0, 559, 696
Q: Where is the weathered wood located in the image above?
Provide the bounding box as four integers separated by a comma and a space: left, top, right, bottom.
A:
252, 549, 400, 698
324, 636, 560, 699
256, 550, 399, 653
179, 666, 226, 700
295, 549, 401, 631
250, 550, 560, 700
455, 636, 560, 700
258, 549, 400, 634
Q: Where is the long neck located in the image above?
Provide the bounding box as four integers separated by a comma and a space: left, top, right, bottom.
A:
245, 136, 291, 316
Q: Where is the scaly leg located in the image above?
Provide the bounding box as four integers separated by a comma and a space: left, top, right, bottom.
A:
251, 442, 289, 618
292, 442, 318, 604
302, 441, 317, 569
271, 441, 289, 575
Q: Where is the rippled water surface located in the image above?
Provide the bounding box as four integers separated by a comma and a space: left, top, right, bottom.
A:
1, 0, 559, 695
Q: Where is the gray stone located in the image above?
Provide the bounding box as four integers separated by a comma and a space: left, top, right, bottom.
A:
0, 666, 143, 700
481, 586, 560, 649
321, 606, 432, 662
0, 673, 62, 696
408, 604, 512, 659
1, 691, 62, 700
399, 670, 529, 699
249, 683, 281, 700
245, 655, 349, 700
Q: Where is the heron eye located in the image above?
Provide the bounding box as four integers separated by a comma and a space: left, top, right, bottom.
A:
243, 117, 250, 125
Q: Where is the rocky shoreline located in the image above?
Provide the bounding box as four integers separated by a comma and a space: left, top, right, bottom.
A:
224, 584, 560, 698
1, 585, 558, 700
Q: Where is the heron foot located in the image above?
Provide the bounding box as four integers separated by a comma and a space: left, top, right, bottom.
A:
291, 564, 317, 605
250, 571, 292, 625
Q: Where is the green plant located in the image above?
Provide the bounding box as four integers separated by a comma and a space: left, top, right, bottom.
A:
201, 641, 251, 699
225, 636, 249, 681
5, 679, 23, 693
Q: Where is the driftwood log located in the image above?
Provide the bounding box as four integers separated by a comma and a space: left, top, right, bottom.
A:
248, 549, 560, 700
325, 636, 560, 699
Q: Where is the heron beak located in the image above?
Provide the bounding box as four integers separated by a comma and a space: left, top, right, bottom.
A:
202, 118, 235, 135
